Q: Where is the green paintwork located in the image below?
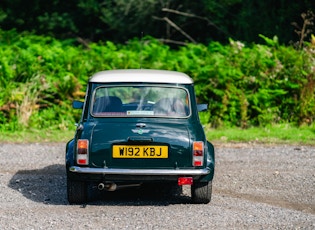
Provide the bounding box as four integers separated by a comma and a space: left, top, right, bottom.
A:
66, 77, 215, 184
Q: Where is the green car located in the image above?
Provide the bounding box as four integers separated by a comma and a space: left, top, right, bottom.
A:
66, 69, 215, 204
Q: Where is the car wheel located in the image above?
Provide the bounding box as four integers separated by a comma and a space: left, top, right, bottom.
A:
191, 181, 212, 204
67, 179, 87, 204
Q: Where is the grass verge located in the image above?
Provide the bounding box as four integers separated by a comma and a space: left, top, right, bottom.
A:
0, 129, 75, 143
206, 124, 315, 145
0, 124, 314, 145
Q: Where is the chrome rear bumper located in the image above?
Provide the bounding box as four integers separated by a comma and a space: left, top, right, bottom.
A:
69, 166, 210, 176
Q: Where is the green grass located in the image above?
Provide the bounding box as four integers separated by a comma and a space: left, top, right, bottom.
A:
0, 124, 314, 145
206, 124, 315, 145
0, 129, 75, 143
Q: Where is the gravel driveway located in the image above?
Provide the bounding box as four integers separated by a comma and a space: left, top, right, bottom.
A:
0, 143, 314, 229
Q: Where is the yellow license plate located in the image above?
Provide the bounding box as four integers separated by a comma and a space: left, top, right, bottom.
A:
112, 145, 168, 158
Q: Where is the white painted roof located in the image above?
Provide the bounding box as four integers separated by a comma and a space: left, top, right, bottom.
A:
89, 69, 193, 84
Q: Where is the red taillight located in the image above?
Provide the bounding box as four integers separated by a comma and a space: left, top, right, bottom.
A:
77, 139, 89, 165
193, 141, 204, 166
178, 177, 193, 185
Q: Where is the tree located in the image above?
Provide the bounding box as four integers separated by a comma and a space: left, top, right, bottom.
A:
0, 0, 314, 45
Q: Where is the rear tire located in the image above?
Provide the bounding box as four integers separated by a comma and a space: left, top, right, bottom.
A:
67, 179, 87, 204
191, 181, 212, 204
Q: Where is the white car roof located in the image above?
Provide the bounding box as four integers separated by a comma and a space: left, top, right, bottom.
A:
89, 69, 194, 84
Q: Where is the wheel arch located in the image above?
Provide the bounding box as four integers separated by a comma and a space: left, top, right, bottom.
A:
66, 139, 75, 170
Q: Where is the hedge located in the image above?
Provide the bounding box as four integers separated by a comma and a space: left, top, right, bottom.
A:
0, 30, 314, 131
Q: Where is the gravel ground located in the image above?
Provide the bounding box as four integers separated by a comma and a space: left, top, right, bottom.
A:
0, 143, 314, 229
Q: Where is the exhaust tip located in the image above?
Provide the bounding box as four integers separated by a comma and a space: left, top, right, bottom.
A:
97, 183, 105, 190
97, 182, 117, 191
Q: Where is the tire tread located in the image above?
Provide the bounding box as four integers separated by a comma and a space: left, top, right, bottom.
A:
67, 179, 87, 204
191, 181, 212, 204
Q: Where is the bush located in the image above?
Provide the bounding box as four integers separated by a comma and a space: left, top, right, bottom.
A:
0, 30, 314, 131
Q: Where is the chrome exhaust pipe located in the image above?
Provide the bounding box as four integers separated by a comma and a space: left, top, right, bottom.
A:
97, 182, 142, 191
98, 183, 105, 190
97, 182, 117, 191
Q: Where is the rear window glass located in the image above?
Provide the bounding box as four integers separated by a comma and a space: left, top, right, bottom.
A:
91, 85, 190, 118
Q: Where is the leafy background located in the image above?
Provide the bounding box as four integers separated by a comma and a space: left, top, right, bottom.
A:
1, 0, 314, 45
0, 30, 314, 132
0, 1, 314, 134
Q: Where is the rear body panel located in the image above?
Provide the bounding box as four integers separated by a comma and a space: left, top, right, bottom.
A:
89, 120, 190, 169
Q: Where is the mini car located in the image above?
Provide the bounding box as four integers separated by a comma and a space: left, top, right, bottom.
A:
66, 69, 215, 204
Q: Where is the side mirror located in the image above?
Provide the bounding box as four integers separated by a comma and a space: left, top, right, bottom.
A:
72, 100, 84, 109
197, 104, 208, 112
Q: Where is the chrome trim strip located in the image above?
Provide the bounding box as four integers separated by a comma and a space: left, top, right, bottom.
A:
69, 166, 210, 176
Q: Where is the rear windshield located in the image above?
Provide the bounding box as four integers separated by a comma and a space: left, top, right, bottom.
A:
91, 85, 190, 118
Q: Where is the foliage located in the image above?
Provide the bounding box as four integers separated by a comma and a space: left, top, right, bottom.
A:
0, 0, 314, 45
0, 29, 314, 132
